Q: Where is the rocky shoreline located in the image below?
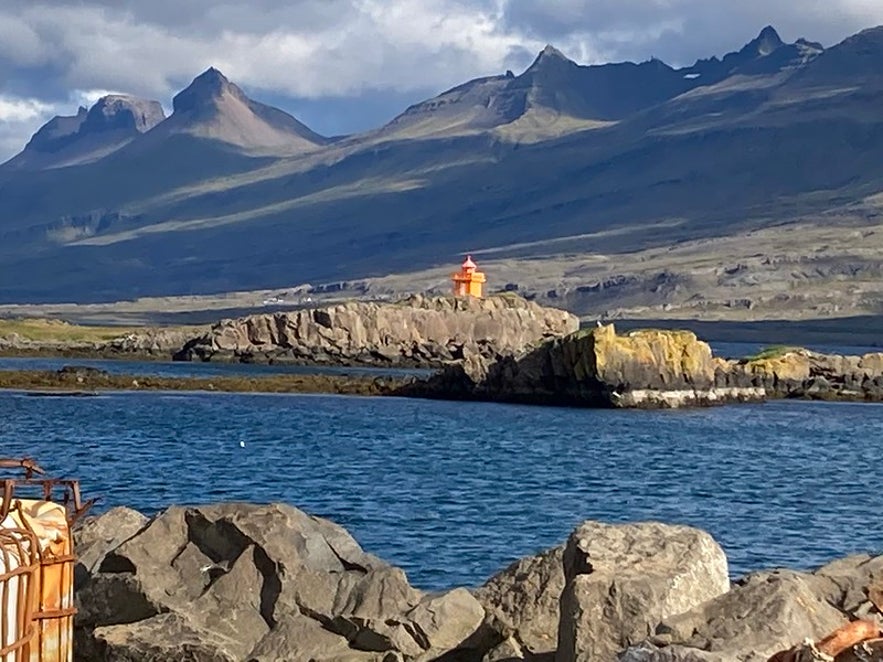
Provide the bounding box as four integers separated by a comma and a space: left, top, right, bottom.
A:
0, 365, 408, 397
5, 296, 883, 407
73, 503, 883, 661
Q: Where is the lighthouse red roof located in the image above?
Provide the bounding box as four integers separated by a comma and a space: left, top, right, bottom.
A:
462, 255, 477, 269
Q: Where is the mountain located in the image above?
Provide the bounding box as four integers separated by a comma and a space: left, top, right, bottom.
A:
382, 46, 693, 139
1, 25, 882, 322
144, 67, 328, 154
382, 27, 820, 141
4, 95, 165, 170
682, 25, 823, 83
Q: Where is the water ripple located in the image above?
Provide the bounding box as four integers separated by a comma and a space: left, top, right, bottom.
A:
1, 391, 881, 590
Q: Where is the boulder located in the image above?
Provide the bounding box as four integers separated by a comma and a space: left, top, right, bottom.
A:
475, 545, 565, 660
557, 521, 730, 662
615, 553, 883, 662
75, 503, 487, 661
73, 505, 147, 580
174, 294, 579, 366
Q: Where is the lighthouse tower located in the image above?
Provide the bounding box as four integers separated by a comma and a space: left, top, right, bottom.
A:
451, 255, 486, 298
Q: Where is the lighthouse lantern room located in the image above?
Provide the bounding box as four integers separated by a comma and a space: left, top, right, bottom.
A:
451, 255, 486, 298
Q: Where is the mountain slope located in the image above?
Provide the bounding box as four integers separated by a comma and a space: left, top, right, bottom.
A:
145, 67, 328, 155
3, 95, 166, 170
0, 26, 882, 312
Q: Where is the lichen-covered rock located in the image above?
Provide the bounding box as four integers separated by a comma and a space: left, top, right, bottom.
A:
75, 503, 487, 661
556, 521, 730, 662
731, 350, 883, 401
175, 294, 578, 366
426, 323, 766, 408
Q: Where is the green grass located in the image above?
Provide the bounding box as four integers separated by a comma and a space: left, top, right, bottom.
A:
745, 345, 802, 361
0, 318, 199, 342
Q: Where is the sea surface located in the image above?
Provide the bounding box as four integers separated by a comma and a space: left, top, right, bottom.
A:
1, 387, 881, 590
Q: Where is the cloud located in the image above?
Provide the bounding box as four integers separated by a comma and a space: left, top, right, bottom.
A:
0, 0, 882, 161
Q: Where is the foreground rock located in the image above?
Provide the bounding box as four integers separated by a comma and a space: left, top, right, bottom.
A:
74, 503, 487, 661
174, 294, 579, 366
624, 554, 883, 661
558, 521, 730, 662
73, 505, 883, 661
475, 545, 565, 660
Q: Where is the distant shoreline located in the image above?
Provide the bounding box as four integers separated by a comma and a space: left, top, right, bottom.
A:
0, 368, 410, 397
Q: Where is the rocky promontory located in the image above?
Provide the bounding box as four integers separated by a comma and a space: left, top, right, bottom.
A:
73, 503, 883, 661
402, 323, 883, 408
173, 294, 579, 366
0, 320, 200, 359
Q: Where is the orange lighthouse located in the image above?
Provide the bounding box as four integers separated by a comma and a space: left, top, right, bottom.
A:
451, 255, 486, 298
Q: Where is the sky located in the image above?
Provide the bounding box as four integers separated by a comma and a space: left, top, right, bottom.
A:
2, 0, 883, 161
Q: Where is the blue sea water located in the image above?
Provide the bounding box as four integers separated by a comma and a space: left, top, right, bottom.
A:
0, 388, 881, 591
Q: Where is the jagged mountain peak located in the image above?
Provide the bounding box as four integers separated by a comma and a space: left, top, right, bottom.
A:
172, 67, 242, 114
158, 67, 327, 152
752, 26, 785, 55
84, 94, 166, 133
527, 44, 576, 71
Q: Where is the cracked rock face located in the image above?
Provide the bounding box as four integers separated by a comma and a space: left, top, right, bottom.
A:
556, 521, 730, 662
74, 503, 485, 661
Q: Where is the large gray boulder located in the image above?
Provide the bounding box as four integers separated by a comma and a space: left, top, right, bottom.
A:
624, 570, 847, 662
557, 521, 730, 662
475, 545, 565, 660
623, 555, 883, 662
74, 503, 486, 661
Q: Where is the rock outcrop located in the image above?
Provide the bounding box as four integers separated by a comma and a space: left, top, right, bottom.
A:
729, 349, 883, 401
0, 325, 200, 358
405, 323, 765, 408
403, 324, 883, 408
174, 294, 579, 366
74, 503, 488, 661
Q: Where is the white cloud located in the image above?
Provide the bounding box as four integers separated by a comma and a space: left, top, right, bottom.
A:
0, 0, 882, 161
0, 95, 53, 122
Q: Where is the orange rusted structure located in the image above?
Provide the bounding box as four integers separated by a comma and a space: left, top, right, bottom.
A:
0, 527, 39, 662
451, 255, 486, 298
0, 459, 92, 662
768, 620, 883, 662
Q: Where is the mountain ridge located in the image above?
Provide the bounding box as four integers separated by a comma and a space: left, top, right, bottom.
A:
1, 24, 882, 320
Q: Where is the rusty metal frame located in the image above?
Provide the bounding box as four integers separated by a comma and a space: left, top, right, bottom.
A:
1, 457, 87, 662
0, 526, 39, 660
0, 458, 94, 527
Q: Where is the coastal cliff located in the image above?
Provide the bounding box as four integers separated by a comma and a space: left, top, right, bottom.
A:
73, 503, 883, 661
174, 294, 579, 365
406, 323, 764, 408
402, 324, 883, 408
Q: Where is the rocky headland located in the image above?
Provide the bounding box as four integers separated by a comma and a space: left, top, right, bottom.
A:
5, 297, 883, 408
401, 323, 883, 408
173, 294, 579, 366
73, 503, 883, 661
0, 319, 200, 359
